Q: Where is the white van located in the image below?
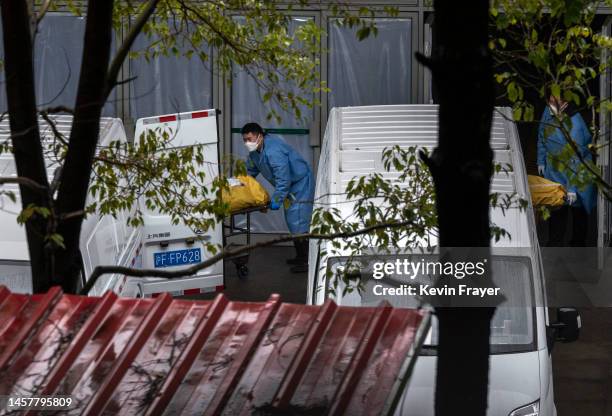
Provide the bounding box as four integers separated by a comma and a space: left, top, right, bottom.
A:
121, 109, 224, 298
0, 110, 225, 298
308, 105, 581, 416
0, 115, 141, 295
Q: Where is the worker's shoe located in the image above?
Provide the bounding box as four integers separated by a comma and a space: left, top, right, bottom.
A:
289, 240, 309, 273
287, 239, 308, 265
290, 263, 308, 273
286, 257, 303, 265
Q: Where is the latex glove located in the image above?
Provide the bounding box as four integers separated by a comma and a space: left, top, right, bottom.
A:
567, 192, 577, 205
538, 165, 545, 176
270, 200, 281, 210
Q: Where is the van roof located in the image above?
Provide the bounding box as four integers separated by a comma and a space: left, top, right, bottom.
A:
318, 105, 534, 249
0, 115, 121, 191
0, 115, 125, 262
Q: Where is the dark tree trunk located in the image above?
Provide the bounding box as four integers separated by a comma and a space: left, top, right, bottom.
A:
1, 1, 52, 292
54, 0, 114, 293
426, 1, 496, 415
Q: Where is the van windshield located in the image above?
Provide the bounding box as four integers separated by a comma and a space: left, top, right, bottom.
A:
354, 256, 536, 354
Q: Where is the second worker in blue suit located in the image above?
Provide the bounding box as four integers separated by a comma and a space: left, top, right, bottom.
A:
241, 123, 314, 273
537, 95, 596, 246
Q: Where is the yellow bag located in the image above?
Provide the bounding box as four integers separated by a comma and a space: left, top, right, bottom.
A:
528, 175, 566, 207
222, 175, 270, 212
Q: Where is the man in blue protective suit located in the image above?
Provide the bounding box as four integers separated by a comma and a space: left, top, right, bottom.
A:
242, 123, 314, 273
537, 95, 596, 246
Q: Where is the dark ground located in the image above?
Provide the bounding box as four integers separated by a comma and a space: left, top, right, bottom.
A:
553, 308, 612, 415
188, 246, 307, 303
537, 213, 612, 414
186, 245, 612, 415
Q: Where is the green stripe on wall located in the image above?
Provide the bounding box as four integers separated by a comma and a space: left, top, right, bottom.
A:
231, 128, 309, 135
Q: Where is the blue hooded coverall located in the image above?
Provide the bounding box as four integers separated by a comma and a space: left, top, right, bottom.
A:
537, 106, 596, 213
246, 134, 315, 234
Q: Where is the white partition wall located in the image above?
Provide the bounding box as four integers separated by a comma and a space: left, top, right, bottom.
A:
230, 16, 316, 233
327, 18, 415, 111
0, 13, 116, 116
128, 24, 213, 120
33, 14, 87, 110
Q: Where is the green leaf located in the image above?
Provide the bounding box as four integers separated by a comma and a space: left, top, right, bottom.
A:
508, 82, 518, 102
48, 233, 66, 249
551, 83, 561, 99
356, 26, 371, 41
513, 106, 523, 120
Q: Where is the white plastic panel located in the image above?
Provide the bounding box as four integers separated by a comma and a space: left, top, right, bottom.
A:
135, 109, 223, 286
0, 262, 33, 294
129, 23, 213, 119
337, 106, 509, 151
328, 19, 413, 109
0, 116, 121, 192
0, 115, 132, 294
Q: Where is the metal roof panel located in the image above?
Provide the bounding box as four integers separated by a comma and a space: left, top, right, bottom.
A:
0, 287, 428, 415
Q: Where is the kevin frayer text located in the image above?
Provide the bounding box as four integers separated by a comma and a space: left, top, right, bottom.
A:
372, 284, 501, 298
371, 259, 501, 298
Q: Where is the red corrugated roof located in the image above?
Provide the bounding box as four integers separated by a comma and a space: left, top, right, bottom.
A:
0, 286, 428, 415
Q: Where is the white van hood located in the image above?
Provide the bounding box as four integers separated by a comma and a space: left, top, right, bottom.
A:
396, 352, 540, 416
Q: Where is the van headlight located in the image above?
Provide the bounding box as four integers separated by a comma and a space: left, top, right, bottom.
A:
509, 400, 539, 416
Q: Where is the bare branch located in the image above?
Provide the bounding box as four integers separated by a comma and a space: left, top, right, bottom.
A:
115, 76, 138, 86
59, 210, 86, 221
36, 0, 52, 24
39, 111, 69, 147
176, 0, 251, 55
40, 106, 74, 115
37, 46, 73, 108
79, 219, 417, 295
105, 0, 161, 99
0, 176, 48, 193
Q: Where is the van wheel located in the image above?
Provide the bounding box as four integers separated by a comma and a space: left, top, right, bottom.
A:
236, 264, 249, 279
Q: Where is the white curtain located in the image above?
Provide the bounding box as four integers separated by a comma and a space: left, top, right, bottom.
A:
0, 23, 5, 111
129, 27, 213, 119
34, 15, 87, 111
231, 17, 314, 233
0, 14, 116, 115
328, 18, 413, 110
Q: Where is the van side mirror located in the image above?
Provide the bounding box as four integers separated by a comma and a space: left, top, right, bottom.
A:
549, 307, 581, 344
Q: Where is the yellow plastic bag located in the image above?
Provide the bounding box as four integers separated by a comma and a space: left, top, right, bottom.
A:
222, 175, 270, 212
528, 175, 566, 207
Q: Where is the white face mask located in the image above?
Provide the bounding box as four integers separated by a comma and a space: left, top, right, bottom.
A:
550, 104, 559, 116
550, 101, 567, 116
244, 136, 261, 152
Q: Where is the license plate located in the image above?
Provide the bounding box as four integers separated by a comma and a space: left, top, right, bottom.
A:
154, 248, 202, 268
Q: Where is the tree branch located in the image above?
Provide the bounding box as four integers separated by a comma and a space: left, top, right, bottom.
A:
0, 176, 48, 193
1, 0, 53, 292
176, 0, 252, 55
79, 219, 416, 295
39, 111, 69, 147
54, 0, 115, 293
59, 210, 86, 221
40, 106, 74, 115
105, 0, 161, 100
36, 0, 52, 24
